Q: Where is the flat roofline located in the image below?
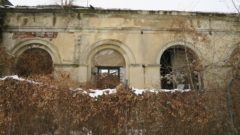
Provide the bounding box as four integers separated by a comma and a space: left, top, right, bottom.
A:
0, 5, 239, 17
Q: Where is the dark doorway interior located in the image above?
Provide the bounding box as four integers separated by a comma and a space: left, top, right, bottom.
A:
160, 46, 201, 90
160, 49, 174, 89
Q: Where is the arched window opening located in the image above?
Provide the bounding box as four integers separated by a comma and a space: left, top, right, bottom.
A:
160, 45, 202, 90
15, 48, 53, 76
92, 49, 126, 89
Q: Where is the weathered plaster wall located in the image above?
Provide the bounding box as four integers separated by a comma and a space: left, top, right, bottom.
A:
1, 7, 240, 88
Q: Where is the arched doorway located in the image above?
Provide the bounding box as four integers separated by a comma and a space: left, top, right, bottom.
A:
160, 45, 202, 90
92, 49, 126, 89
15, 48, 54, 76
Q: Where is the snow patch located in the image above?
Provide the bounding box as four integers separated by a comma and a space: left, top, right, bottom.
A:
0, 75, 191, 98
70, 88, 191, 98
0, 75, 41, 84
87, 89, 117, 98
132, 88, 191, 95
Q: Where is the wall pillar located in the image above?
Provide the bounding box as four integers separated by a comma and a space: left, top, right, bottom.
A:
54, 64, 79, 81
129, 64, 144, 88
78, 65, 88, 83
144, 65, 161, 89
203, 65, 232, 90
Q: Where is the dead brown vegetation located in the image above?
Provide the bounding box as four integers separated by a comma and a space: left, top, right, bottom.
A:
15, 48, 53, 77
0, 75, 232, 135
231, 79, 240, 133
95, 74, 120, 89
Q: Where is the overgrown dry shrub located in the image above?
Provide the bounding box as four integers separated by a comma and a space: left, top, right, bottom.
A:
15, 48, 53, 77
231, 79, 240, 133
0, 78, 58, 134
95, 74, 120, 89
0, 76, 233, 135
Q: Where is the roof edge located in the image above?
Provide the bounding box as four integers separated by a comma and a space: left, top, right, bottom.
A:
0, 5, 239, 17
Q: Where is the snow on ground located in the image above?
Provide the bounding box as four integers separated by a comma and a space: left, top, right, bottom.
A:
71, 88, 191, 98
88, 89, 117, 98
0, 75, 191, 98
131, 88, 191, 95
0, 75, 41, 84
132, 88, 191, 95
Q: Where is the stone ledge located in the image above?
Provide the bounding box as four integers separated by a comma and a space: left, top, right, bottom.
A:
54, 64, 79, 67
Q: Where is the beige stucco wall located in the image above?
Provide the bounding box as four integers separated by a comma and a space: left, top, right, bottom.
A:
1, 8, 240, 89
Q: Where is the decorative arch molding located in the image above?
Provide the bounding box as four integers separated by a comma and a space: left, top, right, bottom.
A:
11, 39, 61, 64
228, 42, 240, 59
81, 39, 136, 65
156, 40, 202, 64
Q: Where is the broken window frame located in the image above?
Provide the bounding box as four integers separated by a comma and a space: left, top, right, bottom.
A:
97, 66, 121, 79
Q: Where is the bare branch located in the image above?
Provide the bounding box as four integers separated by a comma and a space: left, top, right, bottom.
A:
231, 0, 240, 14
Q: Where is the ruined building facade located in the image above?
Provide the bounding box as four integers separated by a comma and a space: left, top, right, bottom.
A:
0, 7, 240, 89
